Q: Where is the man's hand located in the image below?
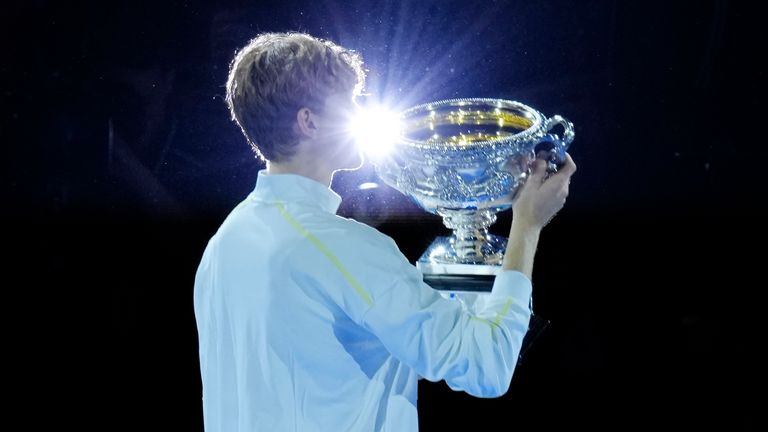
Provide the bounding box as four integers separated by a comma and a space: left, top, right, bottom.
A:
501, 153, 576, 278
512, 152, 577, 231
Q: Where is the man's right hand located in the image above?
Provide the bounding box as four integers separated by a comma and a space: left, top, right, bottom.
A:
512, 152, 577, 231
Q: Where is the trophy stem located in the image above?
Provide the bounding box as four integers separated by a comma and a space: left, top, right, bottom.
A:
435, 208, 507, 265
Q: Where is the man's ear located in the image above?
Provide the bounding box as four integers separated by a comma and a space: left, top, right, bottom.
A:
295, 107, 318, 138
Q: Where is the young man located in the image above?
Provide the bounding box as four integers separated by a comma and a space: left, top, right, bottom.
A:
194, 32, 576, 431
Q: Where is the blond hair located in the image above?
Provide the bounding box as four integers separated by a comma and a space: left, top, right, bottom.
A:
225, 32, 365, 162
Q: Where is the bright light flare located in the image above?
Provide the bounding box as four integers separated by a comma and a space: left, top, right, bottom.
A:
358, 182, 379, 190
350, 106, 402, 158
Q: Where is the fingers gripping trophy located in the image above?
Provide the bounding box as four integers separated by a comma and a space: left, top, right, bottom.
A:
373, 98, 574, 292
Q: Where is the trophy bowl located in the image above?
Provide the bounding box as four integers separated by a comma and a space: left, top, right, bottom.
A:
374, 98, 574, 288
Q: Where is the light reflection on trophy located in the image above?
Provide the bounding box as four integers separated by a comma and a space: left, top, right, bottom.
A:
374, 98, 574, 292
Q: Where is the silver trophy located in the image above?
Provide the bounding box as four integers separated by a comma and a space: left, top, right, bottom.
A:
374, 98, 574, 291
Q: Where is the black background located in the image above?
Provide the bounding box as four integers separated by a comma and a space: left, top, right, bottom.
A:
4, 1, 764, 430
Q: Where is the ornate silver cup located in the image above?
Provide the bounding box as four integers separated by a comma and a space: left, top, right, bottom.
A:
374, 98, 574, 290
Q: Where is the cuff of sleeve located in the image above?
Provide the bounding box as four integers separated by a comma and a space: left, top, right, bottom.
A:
490, 270, 532, 306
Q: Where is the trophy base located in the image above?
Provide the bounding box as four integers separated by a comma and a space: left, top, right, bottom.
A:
421, 273, 497, 292
417, 236, 503, 293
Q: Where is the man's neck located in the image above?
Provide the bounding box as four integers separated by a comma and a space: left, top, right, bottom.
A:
266, 159, 334, 187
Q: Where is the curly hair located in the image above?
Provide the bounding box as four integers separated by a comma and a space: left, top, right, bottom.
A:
225, 32, 366, 162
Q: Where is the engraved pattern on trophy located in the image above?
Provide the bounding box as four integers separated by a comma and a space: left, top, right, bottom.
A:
374, 98, 574, 284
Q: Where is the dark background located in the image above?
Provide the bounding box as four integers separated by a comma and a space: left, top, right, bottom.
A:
5, 0, 764, 430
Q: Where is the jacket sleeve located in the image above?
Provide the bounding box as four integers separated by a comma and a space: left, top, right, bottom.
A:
356, 235, 533, 398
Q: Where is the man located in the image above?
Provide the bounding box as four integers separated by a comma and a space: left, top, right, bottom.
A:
194, 32, 576, 431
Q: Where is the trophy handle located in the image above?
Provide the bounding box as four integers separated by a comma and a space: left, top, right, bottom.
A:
537, 115, 575, 172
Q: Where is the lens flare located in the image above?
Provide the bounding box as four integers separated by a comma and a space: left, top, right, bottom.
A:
350, 106, 402, 158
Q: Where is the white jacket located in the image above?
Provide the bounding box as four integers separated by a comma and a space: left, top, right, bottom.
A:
193, 170, 532, 431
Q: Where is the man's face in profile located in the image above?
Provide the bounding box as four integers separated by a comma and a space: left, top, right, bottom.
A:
316, 90, 364, 172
